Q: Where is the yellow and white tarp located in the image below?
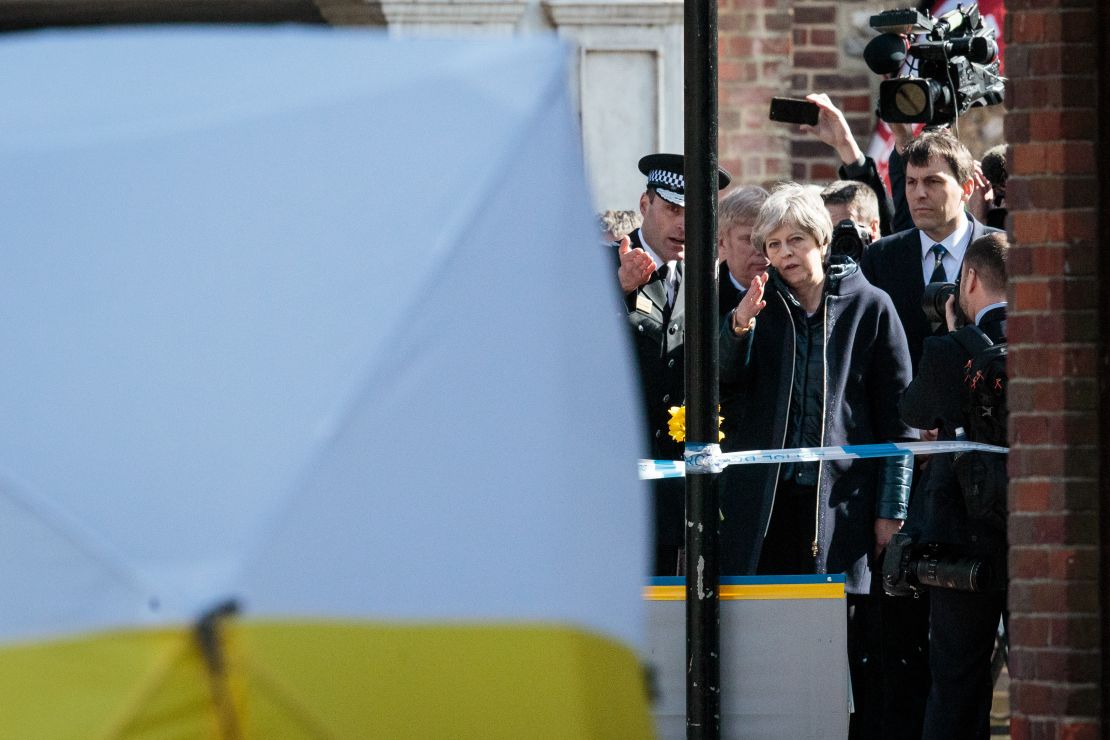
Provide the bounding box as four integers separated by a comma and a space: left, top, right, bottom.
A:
0, 28, 652, 738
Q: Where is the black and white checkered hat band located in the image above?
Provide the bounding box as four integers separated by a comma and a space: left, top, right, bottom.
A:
647, 169, 685, 206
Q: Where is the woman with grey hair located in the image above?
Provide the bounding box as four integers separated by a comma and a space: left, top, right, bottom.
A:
718, 182, 916, 731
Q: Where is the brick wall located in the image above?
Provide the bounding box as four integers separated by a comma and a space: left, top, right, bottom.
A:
1004, 0, 1105, 737
717, 0, 792, 186
715, 0, 891, 189
786, 0, 873, 183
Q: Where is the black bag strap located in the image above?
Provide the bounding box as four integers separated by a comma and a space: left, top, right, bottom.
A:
951, 324, 994, 358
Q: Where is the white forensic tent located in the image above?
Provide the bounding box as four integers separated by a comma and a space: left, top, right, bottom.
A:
0, 28, 652, 737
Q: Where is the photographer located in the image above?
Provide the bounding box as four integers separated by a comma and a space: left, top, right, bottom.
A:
898, 232, 1009, 740
820, 180, 879, 263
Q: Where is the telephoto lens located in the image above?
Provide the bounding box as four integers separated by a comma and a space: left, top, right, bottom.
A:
914, 552, 992, 592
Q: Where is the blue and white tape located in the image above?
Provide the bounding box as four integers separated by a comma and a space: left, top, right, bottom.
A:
638, 440, 1008, 480
684, 443, 725, 474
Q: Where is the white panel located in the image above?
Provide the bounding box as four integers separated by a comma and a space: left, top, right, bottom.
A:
580, 49, 657, 212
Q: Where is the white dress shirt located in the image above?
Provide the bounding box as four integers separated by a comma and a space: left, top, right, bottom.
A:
917, 213, 972, 285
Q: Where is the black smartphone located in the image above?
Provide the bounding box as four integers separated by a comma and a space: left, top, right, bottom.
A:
768, 97, 820, 126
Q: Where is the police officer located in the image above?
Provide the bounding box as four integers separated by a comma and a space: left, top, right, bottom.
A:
615, 153, 730, 575
899, 232, 1010, 739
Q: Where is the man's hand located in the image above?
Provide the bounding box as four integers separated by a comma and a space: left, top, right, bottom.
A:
617, 236, 656, 294
967, 159, 995, 222
944, 293, 959, 333
874, 517, 904, 559
889, 122, 916, 154
799, 93, 864, 166
731, 271, 768, 333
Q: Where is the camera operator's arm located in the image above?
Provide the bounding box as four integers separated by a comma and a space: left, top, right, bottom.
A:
885, 121, 917, 233
801, 94, 895, 237
888, 145, 914, 234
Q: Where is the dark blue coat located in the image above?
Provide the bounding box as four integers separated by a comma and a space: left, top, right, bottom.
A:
718, 259, 916, 593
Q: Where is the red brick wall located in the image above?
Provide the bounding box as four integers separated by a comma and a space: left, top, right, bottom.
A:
1005, 0, 1105, 737
786, 0, 873, 183
716, 0, 881, 189
717, 0, 792, 186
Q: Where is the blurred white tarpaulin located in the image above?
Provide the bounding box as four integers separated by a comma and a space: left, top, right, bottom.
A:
0, 28, 652, 738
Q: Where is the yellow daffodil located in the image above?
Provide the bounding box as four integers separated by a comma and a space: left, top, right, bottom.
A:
666, 405, 724, 443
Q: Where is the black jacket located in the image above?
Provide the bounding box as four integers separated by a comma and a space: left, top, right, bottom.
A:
839, 155, 895, 237
718, 258, 917, 593
860, 214, 1002, 373
888, 147, 913, 235
718, 262, 744, 320
899, 306, 1008, 583
618, 228, 685, 461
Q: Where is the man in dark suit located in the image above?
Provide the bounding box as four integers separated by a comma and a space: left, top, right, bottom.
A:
616, 153, 731, 575
858, 129, 1002, 739
861, 129, 1003, 372
899, 232, 1009, 740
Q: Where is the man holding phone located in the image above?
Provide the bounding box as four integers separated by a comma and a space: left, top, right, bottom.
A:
770, 93, 898, 239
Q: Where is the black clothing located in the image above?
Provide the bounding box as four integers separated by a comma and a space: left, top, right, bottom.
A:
839, 155, 895, 237
857, 213, 1001, 740
781, 305, 825, 486
900, 306, 1009, 740
888, 147, 913, 235
756, 479, 819, 575
718, 262, 744, 319
617, 229, 686, 574
900, 306, 1009, 578
718, 258, 916, 594
620, 228, 685, 462
718, 266, 746, 449
922, 588, 1006, 740
860, 214, 1002, 373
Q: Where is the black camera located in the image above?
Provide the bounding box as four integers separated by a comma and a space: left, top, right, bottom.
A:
829, 218, 872, 262
864, 4, 1004, 125
882, 532, 993, 597
922, 280, 958, 324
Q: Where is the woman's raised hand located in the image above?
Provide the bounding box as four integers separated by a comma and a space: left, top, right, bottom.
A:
732, 271, 768, 333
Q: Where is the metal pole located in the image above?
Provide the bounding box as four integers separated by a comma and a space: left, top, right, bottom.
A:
683, 0, 720, 732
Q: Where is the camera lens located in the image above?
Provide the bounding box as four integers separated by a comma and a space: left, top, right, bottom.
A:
921, 281, 957, 324
914, 554, 992, 592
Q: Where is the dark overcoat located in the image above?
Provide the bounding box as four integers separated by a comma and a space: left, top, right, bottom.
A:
718, 260, 916, 593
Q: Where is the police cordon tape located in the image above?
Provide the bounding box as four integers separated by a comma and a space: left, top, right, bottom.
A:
638, 440, 1009, 480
